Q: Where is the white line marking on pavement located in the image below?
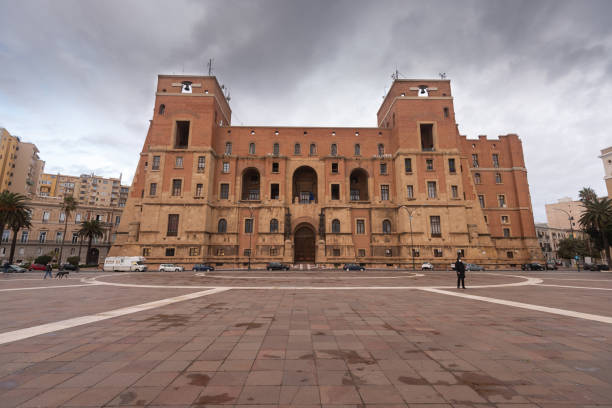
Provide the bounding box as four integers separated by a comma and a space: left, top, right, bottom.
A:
421, 287, 612, 324
196, 273, 425, 279
0, 288, 229, 345
538, 284, 612, 291
0, 284, 95, 292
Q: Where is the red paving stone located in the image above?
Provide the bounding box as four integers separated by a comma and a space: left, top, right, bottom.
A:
0, 270, 610, 406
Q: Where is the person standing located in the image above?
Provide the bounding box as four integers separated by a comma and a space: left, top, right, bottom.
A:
43, 263, 53, 279
455, 258, 466, 289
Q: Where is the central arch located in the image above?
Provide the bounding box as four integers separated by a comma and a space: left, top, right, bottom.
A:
292, 166, 317, 204
294, 223, 316, 263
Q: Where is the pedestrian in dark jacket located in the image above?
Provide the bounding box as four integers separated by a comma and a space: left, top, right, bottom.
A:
455, 258, 466, 289
43, 263, 53, 279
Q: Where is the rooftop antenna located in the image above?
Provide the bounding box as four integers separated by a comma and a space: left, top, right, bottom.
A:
207, 58, 213, 76
439, 72, 447, 79
391, 69, 400, 81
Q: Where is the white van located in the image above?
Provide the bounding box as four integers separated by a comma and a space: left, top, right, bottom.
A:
103, 256, 147, 272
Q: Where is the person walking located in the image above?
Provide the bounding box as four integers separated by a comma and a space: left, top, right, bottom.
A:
43, 263, 53, 279
455, 258, 466, 289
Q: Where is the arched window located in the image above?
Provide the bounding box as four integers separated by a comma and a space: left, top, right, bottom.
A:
354, 144, 360, 156
270, 219, 279, 233
294, 143, 301, 155
309, 143, 317, 155
378, 144, 384, 156
218, 219, 227, 233
382, 219, 391, 234
331, 219, 340, 233
225, 142, 232, 155
474, 173, 481, 184
331, 144, 337, 156
249, 143, 256, 154
273, 143, 280, 156
158, 104, 165, 115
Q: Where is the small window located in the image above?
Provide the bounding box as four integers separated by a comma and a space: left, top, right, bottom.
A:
501, 215, 509, 224
249, 143, 256, 155
448, 158, 456, 173
427, 181, 437, 198
149, 183, 157, 196
472, 154, 479, 167
222, 162, 230, 173
331, 143, 337, 156
378, 144, 385, 156
152, 156, 160, 170
216, 248, 225, 256
195, 183, 203, 197
175, 156, 183, 168
245, 218, 253, 233
412, 248, 420, 257
159, 104, 165, 115
197, 156, 206, 172
420, 124, 434, 151
270, 219, 279, 233
273, 143, 280, 156
426, 159, 434, 171
271, 184, 279, 199
220, 183, 229, 199
451, 185, 458, 198
167, 214, 179, 236
331, 219, 340, 233
310, 143, 317, 155
189, 247, 201, 256
356, 219, 365, 234
225, 142, 232, 155
380, 162, 387, 175
495, 173, 502, 184
143, 247, 151, 256
294, 143, 301, 155
385, 248, 392, 257
434, 248, 443, 257
332, 248, 341, 257
172, 179, 182, 196
382, 219, 391, 234
218, 219, 227, 233
474, 173, 481, 184
270, 247, 278, 256
492, 154, 499, 168
272, 162, 279, 173
404, 158, 412, 173
331, 184, 340, 200
358, 249, 366, 257
443, 107, 449, 118
507, 251, 514, 259
165, 248, 175, 256
503, 228, 510, 237
243, 248, 251, 257
175, 121, 190, 148
478, 195, 485, 208
484, 215, 488, 223
457, 249, 465, 257
354, 144, 361, 156
407, 185, 414, 199
430, 216, 441, 236
331, 162, 338, 173
498, 195, 506, 207
381, 185, 389, 201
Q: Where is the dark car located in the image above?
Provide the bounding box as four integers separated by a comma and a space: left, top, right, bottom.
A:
193, 264, 215, 272
343, 263, 365, 271
59, 263, 79, 271
5, 264, 27, 273
545, 262, 557, 270
29, 263, 47, 271
521, 263, 544, 271
266, 262, 290, 271
584, 263, 609, 271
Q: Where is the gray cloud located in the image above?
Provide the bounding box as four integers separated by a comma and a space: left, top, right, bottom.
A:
1, 0, 611, 221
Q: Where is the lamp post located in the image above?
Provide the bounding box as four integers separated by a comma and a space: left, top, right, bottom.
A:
247, 206, 254, 271
554, 208, 578, 271
399, 205, 417, 271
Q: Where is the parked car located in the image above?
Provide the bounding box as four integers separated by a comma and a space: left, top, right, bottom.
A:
267, 262, 290, 271
29, 263, 47, 271
159, 264, 184, 272
465, 263, 485, 271
343, 263, 365, 271
521, 263, 544, 271
193, 264, 215, 272
584, 263, 609, 271
5, 264, 26, 273
59, 263, 79, 271
545, 261, 557, 270
421, 262, 434, 271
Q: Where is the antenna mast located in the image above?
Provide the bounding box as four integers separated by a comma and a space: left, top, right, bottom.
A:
207, 59, 214, 76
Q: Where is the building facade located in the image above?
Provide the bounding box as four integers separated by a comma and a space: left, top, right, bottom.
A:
109, 75, 541, 269
0, 128, 44, 196
0, 196, 123, 265
545, 197, 584, 231
38, 172, 128, 207
601, 146, 612, 198
535, 222, 586, 261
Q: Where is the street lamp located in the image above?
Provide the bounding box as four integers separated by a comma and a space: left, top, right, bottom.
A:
399, 205, 417, 271
554, 208, 579, 271
247, 206, 254, 271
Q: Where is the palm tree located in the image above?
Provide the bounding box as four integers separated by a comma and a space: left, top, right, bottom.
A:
78, 220, 104, 265
0, 192, 32, 264
579, 187, 598, 203
57, 195, 76, 264
579, 197, 612, 267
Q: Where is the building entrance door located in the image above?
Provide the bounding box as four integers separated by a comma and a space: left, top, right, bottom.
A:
294, 225, 315, 263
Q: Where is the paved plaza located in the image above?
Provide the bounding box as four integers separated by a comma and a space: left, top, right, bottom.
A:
0, 269, 611, 407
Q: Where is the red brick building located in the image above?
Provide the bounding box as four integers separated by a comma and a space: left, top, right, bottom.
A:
109, 75, 541, 269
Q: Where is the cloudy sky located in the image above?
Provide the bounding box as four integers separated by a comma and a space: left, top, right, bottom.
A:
0, 0, 610, 221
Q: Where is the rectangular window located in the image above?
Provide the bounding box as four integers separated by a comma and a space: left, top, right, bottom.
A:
39, 231, 47, 243
245, 218, 253, 234
451, 185, 458, 198
331, 162, 338, 173
507, 251, 514, 259
72, 232, 78, 244
244, 248, 251, 256
358, 249, 366, 257
457, 249, 465, 258
149, 183, 157, 196
492, 154, 499, 168
222, 162, 230, 173
331, 184, 340, 200
448, 158, 456, 173
434, 248, 443, 257
59, 212, 65, 222
405, 158, 412, 173
270, 247, 278, 256
167, 214, 179, 236
197, 156, 206, 172
380, 162, 387, 175
21, 230, 29, 243
175, 121, 190, 148
501, 215, 509, 224
56, 231, 63, 243
495, 173, 502, 184
225, 142, 233, 155
43, 211, 50, 222
143, 247, 151, 257
426, 159, 434, 171
310, 144, 316, 155
498, 195, 506, 207
272, 162, 279, 173
115, 216, 121, 225
412, 248, 420, 257
484, 215, 488, 223
75, 213, 81, 223
195, 183, 203, 197
189, 247, 201, 256
220, 183, 229, 199
478, 195, 485, 208
427, 181, 437, 198
356, 219, 365, 234
1, 230, 10, 243
172, 179, 182, 196
430, 216, 441, 236
271, 184, 279, 199
152, 156, 160, 170
381, 185, 389, 201
407, 185, 414, 199
503, 228, 510, 237
332, 248, 340, 257
420, 124, 434, 151
472, 154, 479, 167
165, 247, 175, 256
294, 144, 301, 155
175, 156, 183, 168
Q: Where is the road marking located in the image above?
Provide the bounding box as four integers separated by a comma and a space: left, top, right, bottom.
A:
421, 287, 612, 324
196, 273, 425, 279
0, 284, 95, 292
538, 284, 612, 291
0, 288, 229, 345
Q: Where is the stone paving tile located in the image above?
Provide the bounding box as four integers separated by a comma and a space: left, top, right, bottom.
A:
63, 386, 124, 406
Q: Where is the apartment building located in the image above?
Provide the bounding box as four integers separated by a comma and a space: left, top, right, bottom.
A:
0, 128, 44, 196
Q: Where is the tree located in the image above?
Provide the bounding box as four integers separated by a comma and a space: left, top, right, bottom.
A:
78, 220, 104, 265
57, 195, 76, 264
579, 187, 598, 203
579, 196, 612, 267
0, 192, 32, 264
557, 237, 597, 260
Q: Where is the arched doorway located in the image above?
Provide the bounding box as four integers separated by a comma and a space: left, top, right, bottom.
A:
242, 168, 260, 201
349, 168, 369, 201
294, 224, 315, 263
87, 248, 99, 265
292, 166, 317, 204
